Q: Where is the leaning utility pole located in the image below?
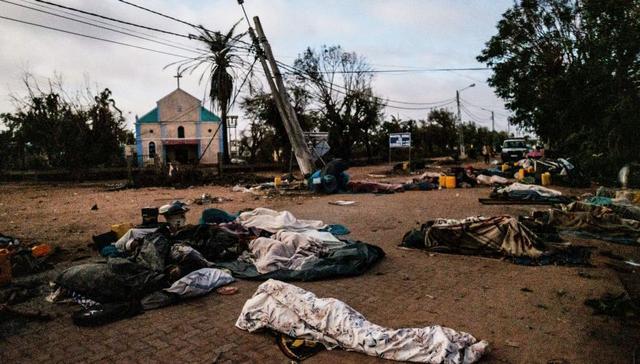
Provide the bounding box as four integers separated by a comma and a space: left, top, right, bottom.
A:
245, 15, 315, 176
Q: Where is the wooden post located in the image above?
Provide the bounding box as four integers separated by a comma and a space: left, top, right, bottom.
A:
252, 17, 315, 176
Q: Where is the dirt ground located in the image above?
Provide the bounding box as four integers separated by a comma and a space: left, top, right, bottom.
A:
1, 164, 639, 363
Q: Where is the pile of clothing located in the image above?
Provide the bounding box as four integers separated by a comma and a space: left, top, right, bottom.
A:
481, 183, 573, 205
532, 201, 640, 245
236, 279, 489, 363
401, 215, 590, 265
50, 207, 384, 326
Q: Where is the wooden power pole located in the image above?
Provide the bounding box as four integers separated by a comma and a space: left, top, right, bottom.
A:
249, 16, 315, 176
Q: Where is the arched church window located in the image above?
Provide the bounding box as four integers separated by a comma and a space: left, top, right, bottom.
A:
148, 141, 156, 158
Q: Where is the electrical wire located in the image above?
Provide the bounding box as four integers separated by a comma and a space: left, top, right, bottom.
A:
34, 0, 191, 39
20, 0, 194, 49
0, 15, 192, 58
1, 0, 204, 55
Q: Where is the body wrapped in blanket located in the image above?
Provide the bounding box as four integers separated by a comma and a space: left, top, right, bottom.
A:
236, 279, 488, 363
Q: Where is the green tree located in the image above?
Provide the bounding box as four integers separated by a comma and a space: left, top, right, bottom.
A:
2, 76, 131, 170
478, 0, 640, 179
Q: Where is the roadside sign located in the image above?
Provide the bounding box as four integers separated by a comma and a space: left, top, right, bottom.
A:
389, 133, 411, 148
313, 140, 330, 158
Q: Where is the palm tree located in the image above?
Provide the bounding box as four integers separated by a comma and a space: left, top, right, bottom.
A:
171, 21, 251, 164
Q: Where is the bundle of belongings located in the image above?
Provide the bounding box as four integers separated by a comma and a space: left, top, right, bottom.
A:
480, 183, 573, 205
401, 216, 590, 265
309, 159, 351, 194
0, 233, 54, 277
531, 158, 589, 187
51, 206, 384, 326
236, 279, 489, 363
217, 208, 385, 280
530, 201, 640, 245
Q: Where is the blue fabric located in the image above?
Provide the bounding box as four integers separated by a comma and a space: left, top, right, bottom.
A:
199, 208, 237, 224
100, 245, 124, 258
321, 224, 350, 236
585, 196, 613, 206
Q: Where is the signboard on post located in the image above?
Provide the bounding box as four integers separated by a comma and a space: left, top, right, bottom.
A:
389, 133, 411, 148
304, 132, 330, 162
388, 132, 412, 165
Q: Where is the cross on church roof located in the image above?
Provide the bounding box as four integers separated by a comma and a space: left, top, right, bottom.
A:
174, 69, 183, 89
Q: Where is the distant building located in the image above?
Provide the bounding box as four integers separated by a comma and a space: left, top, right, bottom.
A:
135, 88, 222, 166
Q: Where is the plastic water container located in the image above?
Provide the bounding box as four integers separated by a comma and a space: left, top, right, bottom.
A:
541, 172, 552, 186
274, 176, 282, 187
445, 176, 457, 189
0, 249, 11, 286
439, 175, 447, 188
518, 169, 526, 180
502, 163, 509, 172
111, 223, 134, 239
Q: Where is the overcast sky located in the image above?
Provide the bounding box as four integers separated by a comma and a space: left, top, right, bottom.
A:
0, 0, 514, 132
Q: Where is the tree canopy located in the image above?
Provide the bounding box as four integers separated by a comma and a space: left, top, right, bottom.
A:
0, 76, 132, 170
478, 0, 640, 177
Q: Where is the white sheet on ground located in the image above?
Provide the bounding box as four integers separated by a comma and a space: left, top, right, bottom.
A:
164, 268, 234, 298
237, 207, 326, 232
249, 231, 333, 274
113, 228, 157, 251
236, 279, 488, 363
497, 182, 562, 197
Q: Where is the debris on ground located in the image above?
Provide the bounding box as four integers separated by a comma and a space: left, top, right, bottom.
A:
585, 293, 639, 318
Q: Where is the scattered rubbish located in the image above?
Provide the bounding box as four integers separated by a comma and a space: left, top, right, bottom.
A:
328, 200, 356, 206
194, 194, 233, 205
521, 287, 533, 293
0, 249, 12, 286
367, 174, 387, 178
277, 334, 326, 361
585, 293, 638, 317
536, 304, 549, 310
578, 271, 594, 279
159, 201, 189, 230
625, 260, 640, 267
216, 286, 238, 295
90, 204, 98, 211
30, 244, 52, 258
0, 304, 52, 322
505, 340, 520, 348
141, 207, 159, 227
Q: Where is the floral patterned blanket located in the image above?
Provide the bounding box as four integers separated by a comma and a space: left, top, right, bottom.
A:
236, 279, 488, 363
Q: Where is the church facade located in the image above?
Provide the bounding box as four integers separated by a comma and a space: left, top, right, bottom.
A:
135, 88, 222, 166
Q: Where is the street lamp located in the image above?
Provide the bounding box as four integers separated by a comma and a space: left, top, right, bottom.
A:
456, 83, 475, 158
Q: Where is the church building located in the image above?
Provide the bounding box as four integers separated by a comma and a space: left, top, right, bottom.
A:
135, 88, 222, 166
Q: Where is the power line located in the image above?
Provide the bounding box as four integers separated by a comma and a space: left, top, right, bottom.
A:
0, 14, 192, 58
282, 67, 489, 74
1, 0, 204, 55
34, 0, 191, 39
275, 60, 457, 108
20, 0, 193, 49
115, 0, 198, 29
460, 98, 511, 118
114, 0, 256, 51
